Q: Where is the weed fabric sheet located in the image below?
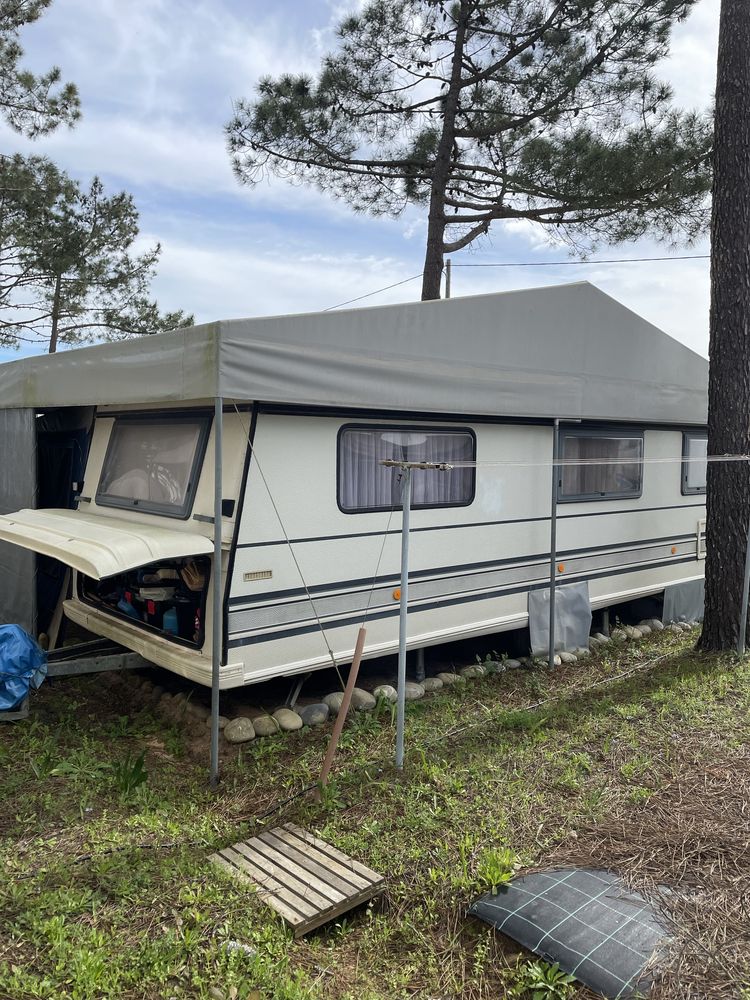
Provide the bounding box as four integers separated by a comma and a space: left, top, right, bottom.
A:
470, 867, 668, 998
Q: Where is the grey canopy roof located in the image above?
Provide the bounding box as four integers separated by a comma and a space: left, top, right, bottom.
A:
0, 281, 707, 424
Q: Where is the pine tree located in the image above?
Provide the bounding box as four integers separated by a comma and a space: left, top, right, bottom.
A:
227, 0, 712, 299
0, 0, 80, 137
0, 4, 191, 352
1, 170, 193, 353
698, 0, 750, 652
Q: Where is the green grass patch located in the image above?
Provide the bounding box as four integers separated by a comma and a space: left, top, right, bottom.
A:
2, 630, 748, 998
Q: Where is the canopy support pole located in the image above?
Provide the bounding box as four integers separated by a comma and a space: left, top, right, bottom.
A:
548, 418, 560, 669
210, 396, 223, 789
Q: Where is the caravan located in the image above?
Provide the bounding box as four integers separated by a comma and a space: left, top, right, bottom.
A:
0, 282, 708, 688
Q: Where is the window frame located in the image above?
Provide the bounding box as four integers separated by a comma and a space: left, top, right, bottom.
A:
95, 411, 212, 520
557, 424, 644, 503
336, 422, 477, 514
681, 430, 708, 496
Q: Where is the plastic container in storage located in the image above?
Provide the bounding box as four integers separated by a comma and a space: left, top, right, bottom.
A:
162, 607, 178, 636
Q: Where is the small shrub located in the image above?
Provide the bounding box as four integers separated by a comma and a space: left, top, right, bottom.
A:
111, 749, 147, 799
510, 959, 576, 999
476, 847, 520, 894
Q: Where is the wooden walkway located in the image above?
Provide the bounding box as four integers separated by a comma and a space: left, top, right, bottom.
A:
210, 822, 385, 936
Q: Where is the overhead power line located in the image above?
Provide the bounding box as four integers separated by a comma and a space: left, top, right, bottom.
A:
322, 253, 709, 311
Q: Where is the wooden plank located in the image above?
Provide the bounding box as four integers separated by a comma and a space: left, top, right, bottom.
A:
210, 853, 304, 927
233, 840, 334, 913
259, 829, 363, 899
214, 844, 318, 919
282, 823, 384, 885
47, 567, 70, 652
215, 846, 318, 922
253, 834, 348, 905
210, 825, 385, 938
274, 826, 374, 891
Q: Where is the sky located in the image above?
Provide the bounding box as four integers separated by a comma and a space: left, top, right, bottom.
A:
0, 0, 719, 362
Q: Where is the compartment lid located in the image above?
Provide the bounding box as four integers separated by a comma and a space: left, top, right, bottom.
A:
0, 508, 213, 580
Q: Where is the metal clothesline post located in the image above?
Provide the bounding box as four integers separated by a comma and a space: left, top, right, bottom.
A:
210, 395, 223, 789
548, 418, 560, 669
382, 459, 452, 770
395, 467, 411, 770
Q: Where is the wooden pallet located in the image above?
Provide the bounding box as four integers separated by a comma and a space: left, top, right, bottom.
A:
210, 822, 385, 937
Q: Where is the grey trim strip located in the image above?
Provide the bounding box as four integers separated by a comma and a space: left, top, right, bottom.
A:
229, 540, 697, 636
235, 502, 706, 550
227, 555, 698, 649
230, 532, 697, 608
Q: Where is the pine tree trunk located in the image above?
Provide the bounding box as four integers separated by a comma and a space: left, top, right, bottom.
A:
420, 3, 469, 301
48, 272, 62, 354
698, 0, 750, 652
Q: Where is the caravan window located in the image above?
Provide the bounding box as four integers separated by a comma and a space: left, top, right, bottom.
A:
338, 425, 475, 512
559, 427, 643, 501
682, 432, 707, 494
96, 415, 210, 519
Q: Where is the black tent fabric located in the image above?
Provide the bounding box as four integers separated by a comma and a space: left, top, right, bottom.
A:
470, 868, 668, 998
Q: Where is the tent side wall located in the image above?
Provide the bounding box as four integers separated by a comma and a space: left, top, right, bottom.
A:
0, 408, 37, 633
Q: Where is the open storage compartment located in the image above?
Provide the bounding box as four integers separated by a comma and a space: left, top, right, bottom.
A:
80, 555, 211, 649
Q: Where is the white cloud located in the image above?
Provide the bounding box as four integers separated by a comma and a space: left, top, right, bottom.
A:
1, 0, 719, 362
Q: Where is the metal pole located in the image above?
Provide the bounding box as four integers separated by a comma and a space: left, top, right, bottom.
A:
738, 504, 750, 656
210, 396, 223, 788
445, 259, 452, 299
395, 467, 412, 769
548, 418, 560, 669
415, 647, 425, 683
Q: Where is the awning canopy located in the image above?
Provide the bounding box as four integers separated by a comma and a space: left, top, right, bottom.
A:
0, 509, 213, 579
0, 282, 708, 425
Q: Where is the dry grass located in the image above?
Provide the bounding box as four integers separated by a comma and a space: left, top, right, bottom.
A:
547, 741, 750, 999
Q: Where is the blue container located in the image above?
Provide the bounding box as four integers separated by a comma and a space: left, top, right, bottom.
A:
163, 607, 179, 636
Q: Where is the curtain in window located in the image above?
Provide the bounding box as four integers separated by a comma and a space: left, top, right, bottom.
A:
685, 436, 707, 491
560, 434, 642, 498
338, 429, 474, 510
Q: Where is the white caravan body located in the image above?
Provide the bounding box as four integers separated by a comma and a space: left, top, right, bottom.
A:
0, 283, 708, 688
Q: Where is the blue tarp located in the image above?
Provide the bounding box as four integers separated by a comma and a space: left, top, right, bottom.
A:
0, 625, 47, 711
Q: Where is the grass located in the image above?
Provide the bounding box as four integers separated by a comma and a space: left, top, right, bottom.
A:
1, 629, 750, 999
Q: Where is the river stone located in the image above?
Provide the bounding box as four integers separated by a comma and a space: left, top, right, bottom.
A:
323, 691, 345, 716
589, 636, 601, 647
460, 664, 485, 679
252, 714, 280, 736
594, 632, 610, 643
422, 676, 444, 692
299, 703, 329, 726
638, 624, 652, 636
205, 714, 229, 730
650, 619, 665, 631
350, 687, 377, 711
404, 681, 425, 700
666, 623, 683, 634
611, 629, 627, 641
373, 684, 398, 703
224, 717, 255, 743
558, 651, 577, 664
504, 658, 522, 669
679, 621, 693, 631
437, 672, 461, 685
273, 708, 303, 731
573, 647, 590, 658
